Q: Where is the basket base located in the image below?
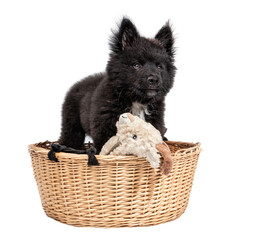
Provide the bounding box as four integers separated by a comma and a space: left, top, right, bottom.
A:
44, 206, 187, 228
44, 202, 188, 228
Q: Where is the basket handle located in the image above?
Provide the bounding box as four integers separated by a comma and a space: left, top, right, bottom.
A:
48, 143, 99, 166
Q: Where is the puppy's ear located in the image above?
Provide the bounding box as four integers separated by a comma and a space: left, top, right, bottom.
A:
155, 21, 175, 59
110, 18, 139, 53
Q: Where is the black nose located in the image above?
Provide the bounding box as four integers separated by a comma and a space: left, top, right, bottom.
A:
147, 76, 159, 86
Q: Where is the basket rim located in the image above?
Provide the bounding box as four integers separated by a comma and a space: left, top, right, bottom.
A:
28, 140, 201, 162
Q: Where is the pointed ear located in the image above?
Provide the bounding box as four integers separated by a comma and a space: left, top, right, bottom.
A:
110, 18, 140, 53
155, 21, 175, 59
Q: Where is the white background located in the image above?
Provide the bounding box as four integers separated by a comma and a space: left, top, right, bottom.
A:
0, 0, 254, 239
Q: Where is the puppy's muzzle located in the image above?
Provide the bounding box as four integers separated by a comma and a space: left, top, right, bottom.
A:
147, 75, 160, 88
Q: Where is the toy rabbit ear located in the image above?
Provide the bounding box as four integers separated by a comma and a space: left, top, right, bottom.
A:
118, 113, 135, 125
99, 136, 120, 155
156, 142, 173, 175
126, 113, 135, 122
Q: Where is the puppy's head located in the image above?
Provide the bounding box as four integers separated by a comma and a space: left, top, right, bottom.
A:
107, 18, 176, 102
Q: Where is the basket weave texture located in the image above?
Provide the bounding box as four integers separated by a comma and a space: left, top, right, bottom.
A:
28, 140, 201, 228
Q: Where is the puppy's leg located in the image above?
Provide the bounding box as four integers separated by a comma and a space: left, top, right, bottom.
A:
90, 115, 118, 154
59, 95, 85, 149
146, 101, 168, 138
93, 135, 107, 155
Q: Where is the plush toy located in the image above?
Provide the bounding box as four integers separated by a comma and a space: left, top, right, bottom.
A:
100, 113, 173, 175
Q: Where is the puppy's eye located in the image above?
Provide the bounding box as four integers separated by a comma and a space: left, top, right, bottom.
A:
133, 63, 142, 70
157, 64, 163, 70
132, 134, 137, 140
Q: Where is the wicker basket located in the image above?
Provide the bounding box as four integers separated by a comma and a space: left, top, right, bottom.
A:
28, 140, 201, 228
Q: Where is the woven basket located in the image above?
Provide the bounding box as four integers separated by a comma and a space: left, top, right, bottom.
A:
28, 140, 201, 228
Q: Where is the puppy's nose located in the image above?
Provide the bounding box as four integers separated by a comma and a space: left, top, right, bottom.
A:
147, 76, 159, 86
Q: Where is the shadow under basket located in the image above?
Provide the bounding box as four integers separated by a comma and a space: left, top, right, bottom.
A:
28, 140, 201, 228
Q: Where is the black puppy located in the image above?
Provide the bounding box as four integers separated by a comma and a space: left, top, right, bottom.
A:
59, 18, 176, 156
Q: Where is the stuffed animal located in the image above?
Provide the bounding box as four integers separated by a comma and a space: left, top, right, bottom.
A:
100, 113, 173, 175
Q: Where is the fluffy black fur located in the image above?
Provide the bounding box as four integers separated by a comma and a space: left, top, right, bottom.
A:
59, 18, 176, 153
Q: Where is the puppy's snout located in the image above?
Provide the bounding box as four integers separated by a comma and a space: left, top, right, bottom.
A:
147, 75, 159, 87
